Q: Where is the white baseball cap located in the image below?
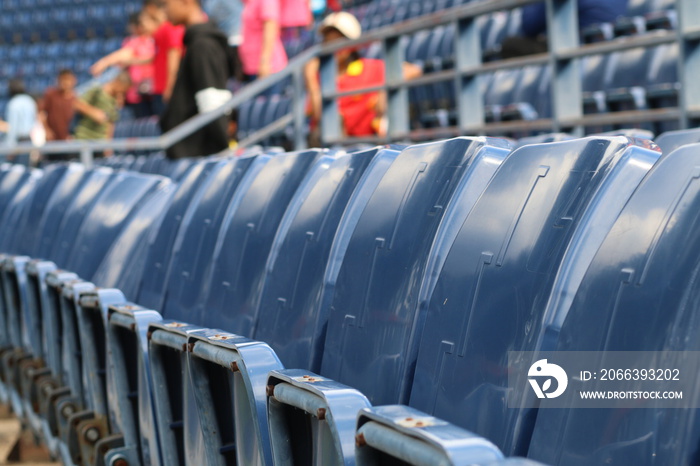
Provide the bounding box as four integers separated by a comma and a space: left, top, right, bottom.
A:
320, 12, 362, 40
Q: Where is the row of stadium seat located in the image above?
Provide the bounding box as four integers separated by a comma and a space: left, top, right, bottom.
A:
0, 128, 700, 465
233, 41, 679, 143
0, 3, 138, 43
0, 38, 123, 63
113, 116, 162, 141
583, 0, 676, 42
3, 0, 135, 10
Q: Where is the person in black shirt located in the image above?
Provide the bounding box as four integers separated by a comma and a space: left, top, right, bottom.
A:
160, 0, 234, 159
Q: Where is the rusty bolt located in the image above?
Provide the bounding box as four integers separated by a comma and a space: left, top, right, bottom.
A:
317, 408, 326, 420
181, 343, 187, 352
266, 385, 275, 397
415, 422, 424, 427
113, 459, 129, 466
84, 426, 100, 444
187, 342, 195, 352
147, 331, 153, 341
405, 417, 413, 421
356, 433, 366, 447
230, 361, 239, 372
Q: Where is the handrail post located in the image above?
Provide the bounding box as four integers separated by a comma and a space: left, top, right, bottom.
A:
547, 0, 582, 135
385, 35, 409, 141
456, 17, 484, 134
677, 0, 700, 129
320, 53, 341, 145
80, 147, 94, 168
292, 67, 308, 150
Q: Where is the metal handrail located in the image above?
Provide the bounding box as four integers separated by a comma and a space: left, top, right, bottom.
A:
0, 0, 696, 162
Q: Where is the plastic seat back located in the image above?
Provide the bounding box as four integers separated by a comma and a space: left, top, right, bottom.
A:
45, 168, 116, 266
656, 127, 700, 154
253, 148, 383, 369
529, 142, 700, 465
409, 137, 660, 456
319, 137, 512, 405
198, 150, 321, 335
90, 180, 177, 299
158, 155, 259, 320
62, 172, 168, 280
134, 158, 222, 309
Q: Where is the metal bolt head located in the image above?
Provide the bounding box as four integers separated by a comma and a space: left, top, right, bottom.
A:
317, 408, 326, 420
230, 361, 239, 372
266, 385, 275, 397
84, 426, 100, 444
113, 458, 129, 466
356, 433, 366, 447
61, 404, 75, 418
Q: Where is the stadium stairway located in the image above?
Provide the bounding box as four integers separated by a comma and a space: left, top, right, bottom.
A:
1, 130, 700, 465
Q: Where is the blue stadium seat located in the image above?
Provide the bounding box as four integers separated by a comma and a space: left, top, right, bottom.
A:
147, 150, 258, 319
0, 171, 169, 452
501, 65, 552, 121
0, 166, 76, 381
528, 142, 700, 466
485, 69, 522, 122
0, 166, 38, 233
605, 47, 655, 112
354, 405, 505, 465
136, 158, 230, 310
134, 156, 261, 465
193, 150, 322, 332
0, 169, 43, 350
253, 147, 392, 370
51, 181, 176, 465
99, 150, 321, 465
646, 43, 679, 133
408, 137, 660, 456
17, 172, 166, 406
174, 149, 383, 465
581, 54, 611, 114
265, 137, 510, 464
655, 128, 700, 153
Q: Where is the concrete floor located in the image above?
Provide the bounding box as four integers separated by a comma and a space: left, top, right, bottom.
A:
0, 405, 58, 466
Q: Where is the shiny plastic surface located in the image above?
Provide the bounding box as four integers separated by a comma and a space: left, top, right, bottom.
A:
410, 137, 661, 455
196, 150, 321, 334
134, 158, 223, 310
253, 147, 383, 370
61, 172, 169, 280
157, 154, 261, 319
655, 127, 700, 154
320, 137, 512, 405
90, 180, 177, 300
529, 143, 700, 465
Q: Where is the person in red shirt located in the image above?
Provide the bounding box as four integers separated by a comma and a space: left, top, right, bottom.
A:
142, 0, 185, 113
40, 69, 77, 141
304, 12, 421, 141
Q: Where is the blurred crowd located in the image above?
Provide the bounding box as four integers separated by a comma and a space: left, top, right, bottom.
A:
0, 0, 627, 161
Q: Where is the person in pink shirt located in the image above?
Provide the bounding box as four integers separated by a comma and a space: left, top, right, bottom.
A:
281, 0, 311, 29
239, 0, 288, 79
91, 13, 156, 117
